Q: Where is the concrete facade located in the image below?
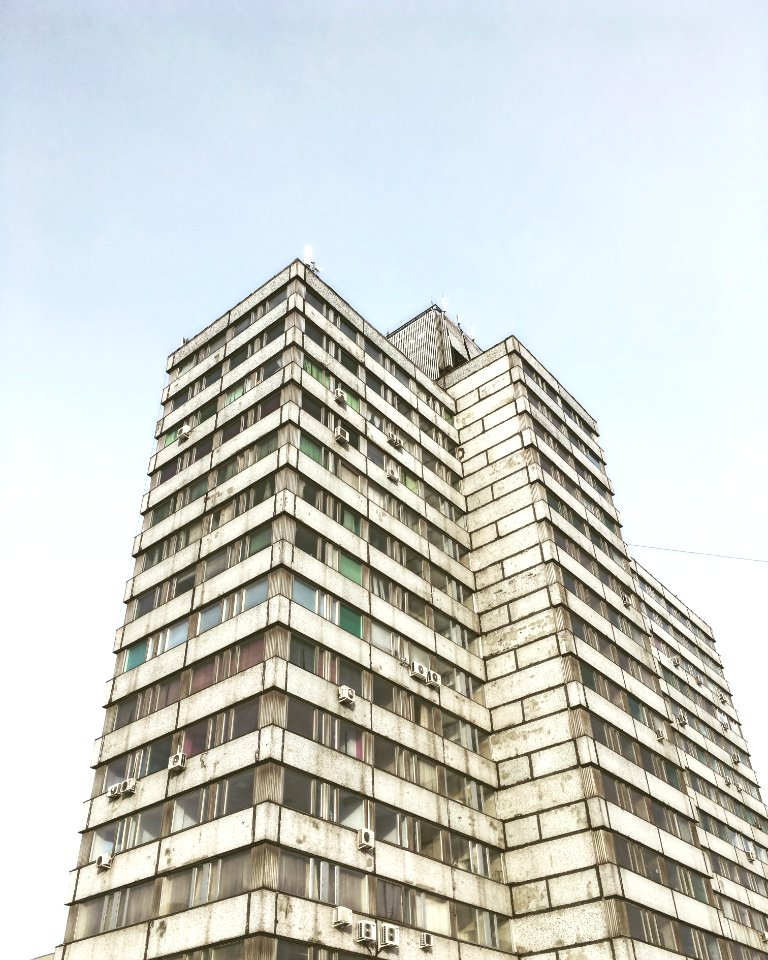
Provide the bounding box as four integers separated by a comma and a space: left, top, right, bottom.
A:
56, 262, 768, 960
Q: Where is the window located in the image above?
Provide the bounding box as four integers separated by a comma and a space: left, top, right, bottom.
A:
299, 433, 324, 464
293, 578, 318, 612
303, 355, 330, 388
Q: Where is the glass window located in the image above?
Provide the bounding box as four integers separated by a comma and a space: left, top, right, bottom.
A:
367, 443, 385, 468
278, 850, 310, 897
339, 553, 362, 585
260, 391, 281, 418
338, 865, 367, 912
375, 805, 399, 843
222, 770, 253, 814
299, 434, 324, 464
339, 604, 362, 637
302, 392, 323, 422
172, 788, 205, 831
305, 320, 324, 347
293, 579, 318, 612
303, 356, 329, 387
238, 634, 265, 670
244, 578, 268, 608
340, 318, 358, 343
287, 698, 315, 738
377, 879, 409, 924
124, 640, 148, 671
199, 600, 223, 633
290, 635, 317, 672
337, 790, 365, 829
256, 433, 278, 460
183, 719, 210, 757
283, 768, 313, 813
339, 347, 358, 375
166, 619, 190, 649
231, 698, 260, 739
340, 506, 360, 535
296, 525, 322, 559
204, 549, 228, 581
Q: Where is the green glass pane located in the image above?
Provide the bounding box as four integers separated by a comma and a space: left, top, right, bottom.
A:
124, 640, 148, 671
302, 356, 329, 387
299, 434, 323, 464
339, 553, 362, 585
225, 385, 245, 405
340, 605, 362, 637
341, 509, 360, 535
346, 391, 360, 412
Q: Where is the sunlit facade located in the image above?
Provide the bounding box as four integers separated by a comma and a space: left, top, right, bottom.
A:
57, 261, 768, 960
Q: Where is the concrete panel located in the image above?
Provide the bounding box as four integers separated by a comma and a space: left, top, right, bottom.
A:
538, 801, 590, 839
146, 895, 249, 957
511, 900, 609, 954
505, 832, 597, 882
548, 867, 601, 907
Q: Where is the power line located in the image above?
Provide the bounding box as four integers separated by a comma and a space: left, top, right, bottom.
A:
628, 543, 768, 564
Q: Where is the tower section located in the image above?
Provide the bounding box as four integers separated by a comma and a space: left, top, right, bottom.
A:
59, 262, 514, 960
442, 341, 768, 959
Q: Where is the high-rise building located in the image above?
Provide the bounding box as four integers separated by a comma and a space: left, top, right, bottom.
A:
57, 261, 768, 960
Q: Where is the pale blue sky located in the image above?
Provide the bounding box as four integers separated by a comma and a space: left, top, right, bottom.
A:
2, 2, 766, 955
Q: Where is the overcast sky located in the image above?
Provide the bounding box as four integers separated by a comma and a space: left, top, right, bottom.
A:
2, 2, 767, 956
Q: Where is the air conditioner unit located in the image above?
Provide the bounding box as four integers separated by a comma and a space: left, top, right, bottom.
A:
761, 931, 768, 943
425, 669, 441, 688
672, 656, 681, 667
178, 423, 191, 443
333, 906, 353, 928
718, 693, 727, 703
725, 778, 733, 787
121, 778, 137, 796
676, 712, 688, 726
335, 426, 349, 446
378, 923, 400, 948
419, 932, 434, 950
334, 387, 346, 405
357, 827, 375, 850
338, 685, 356, 706
747, 850, 757, 862
621, 594, 631, 608
720, 721, 729, 732
96, 854, 112, 871
409, 660, 427, 682
736, 784, 744, 793
655, 728, 666, 742
355, 921, 377, 944
731, 754, 741, 765
387, 432, 403, 449
386, 467, 399, 483
168, 751, 187, 774
695, 675, 703, 686
107, 783, 122, 801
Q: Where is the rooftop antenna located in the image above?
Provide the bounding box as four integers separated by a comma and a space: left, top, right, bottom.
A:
303, 244, 321, 274
441, 294, 448, 312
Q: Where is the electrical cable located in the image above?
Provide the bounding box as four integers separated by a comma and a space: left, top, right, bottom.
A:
628, 544, 768, 564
